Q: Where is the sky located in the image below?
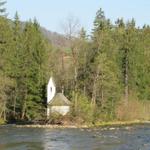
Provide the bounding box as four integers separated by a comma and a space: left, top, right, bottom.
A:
6, 0, 150, 34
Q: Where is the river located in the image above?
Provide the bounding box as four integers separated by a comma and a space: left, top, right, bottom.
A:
0, 124, 150, 150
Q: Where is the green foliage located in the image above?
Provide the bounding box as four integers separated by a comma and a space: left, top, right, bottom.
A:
48, 112, 64, 124
0, 118, 5, 124
0, 13, 52, 121
0, 7, 150, 124
73, 93, 93, 123
94, 53, 121, 108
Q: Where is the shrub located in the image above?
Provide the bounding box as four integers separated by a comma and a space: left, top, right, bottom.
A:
116, 99, 150, 121
73, 93, 93, 124
0, 118, 5, 125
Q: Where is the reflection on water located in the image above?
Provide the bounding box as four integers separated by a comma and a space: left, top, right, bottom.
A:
0, 124, 150, 150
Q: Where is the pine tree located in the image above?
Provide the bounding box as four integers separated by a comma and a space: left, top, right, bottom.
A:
0, 0, 7, 17
82, 9, 121, 119
0, 16, 14, 121
7, 12, 22, 118
115, 18, 137, 104
93, 52, 120, 119
93, 8, 106, 32
19, 20, 48, 120
79, 27, 87, 40
133, 26, 150, 101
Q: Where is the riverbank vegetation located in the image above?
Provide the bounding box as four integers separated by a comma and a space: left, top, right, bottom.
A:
0, 1, 150, 125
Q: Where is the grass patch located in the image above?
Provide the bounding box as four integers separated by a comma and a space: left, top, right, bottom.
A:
0, 118, 5, 125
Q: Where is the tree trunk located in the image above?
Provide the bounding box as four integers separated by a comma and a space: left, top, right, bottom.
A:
21, 100, 26, 120
13, 89, 17, 117
74, 66, 78, 112
91, 69, 99, 108
13, 97, 16, 117
61, 50, 65, 95
21, 87, 27, 120
91, 81, 96, 107
61, 85, 64, 94
3, 101, 6, 121
101, 71, 104, 107
70, 45, 78, 112
83, 52, 86, 96
83, 85, 86, 96
124, 49, 128, 105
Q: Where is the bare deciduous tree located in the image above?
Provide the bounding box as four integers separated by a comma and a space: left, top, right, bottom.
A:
61, 15, 81, 111
61, 14, 80, 41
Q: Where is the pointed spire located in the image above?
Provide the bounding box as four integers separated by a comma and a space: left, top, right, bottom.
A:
47, 77, 56, 104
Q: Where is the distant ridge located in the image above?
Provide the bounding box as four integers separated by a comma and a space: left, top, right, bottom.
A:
40, 26, 69, 49
8, 18, 70, 49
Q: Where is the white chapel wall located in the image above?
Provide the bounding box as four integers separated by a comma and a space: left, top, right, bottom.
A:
50, 106, 70, 116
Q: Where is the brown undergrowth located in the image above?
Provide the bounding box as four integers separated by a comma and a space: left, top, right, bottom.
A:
116, 99, 150, 121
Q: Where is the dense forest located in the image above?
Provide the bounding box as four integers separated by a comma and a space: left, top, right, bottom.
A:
0, 1, 150, 124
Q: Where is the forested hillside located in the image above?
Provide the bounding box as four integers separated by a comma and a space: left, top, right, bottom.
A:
0, 1, 150, 124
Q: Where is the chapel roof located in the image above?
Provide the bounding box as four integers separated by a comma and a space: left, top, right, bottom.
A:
48, 93, 71, 106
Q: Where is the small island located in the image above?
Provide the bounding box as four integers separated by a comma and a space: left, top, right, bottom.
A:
0, 0, 150, 129
0, 0, 150, 150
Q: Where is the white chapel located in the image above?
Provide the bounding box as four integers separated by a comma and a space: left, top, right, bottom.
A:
47, 77, 71, 117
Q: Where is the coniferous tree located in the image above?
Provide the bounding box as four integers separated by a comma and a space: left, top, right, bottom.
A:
19, 20, 49, 120
0, 0, 7, 17
8, 12, 22, 119
0, 16, 13, 121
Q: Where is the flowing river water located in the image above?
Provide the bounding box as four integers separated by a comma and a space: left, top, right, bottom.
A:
0, 124, 150, 150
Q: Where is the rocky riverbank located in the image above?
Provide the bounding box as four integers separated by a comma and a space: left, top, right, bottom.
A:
13, 120, 150, 129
